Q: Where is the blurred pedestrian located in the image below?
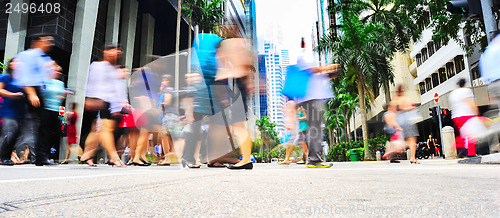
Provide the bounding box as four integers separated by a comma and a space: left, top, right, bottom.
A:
157, 75, 180, 166
38, 61, 71, 164
61, 102, 79, 164
449, 78, 484, 157
279, 101, 298, 165
426, 135, 436, 159
294, 38, 340, 168
434, 138, 441, 158
382, 104, 405, 163
0, 58, 26, 166
480, 31, 500, 116
387, 84, 420, 164
13, 33, 57, 166
294, 104, 309, 164
80, 43, 127, 167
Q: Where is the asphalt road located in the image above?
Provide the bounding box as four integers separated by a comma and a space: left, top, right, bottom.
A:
0, 160, 499, 217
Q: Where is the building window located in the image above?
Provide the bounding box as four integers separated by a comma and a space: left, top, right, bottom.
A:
446, 62, 455, 78
419, 82, 426, 94
432, 73, 439, 88
416, 54, 422, 66
422, 48, 428, 63
439, 68, 447, 83
454, 55, 465, 73
434, 39, 442, 51
428, 42, 435, 57
471, 65, 481, 80
425, 78, 432, 91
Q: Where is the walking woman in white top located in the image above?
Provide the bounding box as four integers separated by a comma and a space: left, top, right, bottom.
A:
80, 44, 129, 167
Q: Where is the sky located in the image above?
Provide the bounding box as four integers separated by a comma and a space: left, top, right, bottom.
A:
255, 0, 318, 64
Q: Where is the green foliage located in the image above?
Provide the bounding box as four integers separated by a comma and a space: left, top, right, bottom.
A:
255, 116, 280, 162
252, 138, 263, 153
252, 152, 263, 163
269, 146, 286, 159
425, 0, 488, 54
0, 58, 10, 74
256, 116, 280, 146
181, 0, 225, 33
327, 134, 388, 162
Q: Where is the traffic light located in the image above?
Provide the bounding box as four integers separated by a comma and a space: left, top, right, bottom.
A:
429, 107, 438, 123
441, 108, 453, 126
446, 0, 482, 19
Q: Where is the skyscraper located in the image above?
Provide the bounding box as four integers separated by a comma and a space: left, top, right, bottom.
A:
263, 41, 289, 134
258, 54, 268, 118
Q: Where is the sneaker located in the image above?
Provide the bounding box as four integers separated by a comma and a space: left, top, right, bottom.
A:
306, 162, 333, 168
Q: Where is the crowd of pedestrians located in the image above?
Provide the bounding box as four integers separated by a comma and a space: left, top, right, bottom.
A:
0, 34, 72, 166
13, 29, 498, 169
0, 33, 340, 168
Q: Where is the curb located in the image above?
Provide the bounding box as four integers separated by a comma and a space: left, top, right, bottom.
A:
458, 153, 500, 164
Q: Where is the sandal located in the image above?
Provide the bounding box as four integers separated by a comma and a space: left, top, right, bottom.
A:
181, 159, 200, 168
157, 162, 171, 166
410, 160, 421, 164
81, 158, 97, 167
207, 162, 226, 168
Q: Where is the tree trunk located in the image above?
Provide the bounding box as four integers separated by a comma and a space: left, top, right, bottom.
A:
347, 119, 351, 142
328, 128, 333, 146
357, 75, 371, 160
353, 110, 356, 141
343, 111, 349, 142
384, 80, 391, 106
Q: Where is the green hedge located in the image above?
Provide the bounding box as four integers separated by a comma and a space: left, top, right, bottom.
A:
327, 135, 388, 162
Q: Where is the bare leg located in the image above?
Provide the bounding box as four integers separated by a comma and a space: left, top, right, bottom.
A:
133, 129, 149, 164
301, 141, 308, 161
99, 119, 123, 166
279, 144, 294, 164
62, 144, 71, 163
232, 122, 252, 166
408, 137, 419, 164
81, 131, 99, 165
160, 134, 172, 164
23, 147, 29, 161
127, 128, 138, 164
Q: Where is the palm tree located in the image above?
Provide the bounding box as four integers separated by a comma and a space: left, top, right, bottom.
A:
318, 11, 392, 160
176, 0, 225, 95
184, 0, 225, 34
357, 0, 421, 104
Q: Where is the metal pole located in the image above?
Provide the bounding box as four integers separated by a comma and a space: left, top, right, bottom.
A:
175, 0, 182, 111
481, 0, 499, 43
437, 104, 444, 151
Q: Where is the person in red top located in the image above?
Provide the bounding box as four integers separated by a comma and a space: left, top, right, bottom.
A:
61, 102, 78, 164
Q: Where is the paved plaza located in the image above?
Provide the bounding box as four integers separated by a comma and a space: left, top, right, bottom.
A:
0, 160, 499, 217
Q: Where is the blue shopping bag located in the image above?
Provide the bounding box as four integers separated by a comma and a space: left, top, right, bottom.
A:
281, 65, 312, 99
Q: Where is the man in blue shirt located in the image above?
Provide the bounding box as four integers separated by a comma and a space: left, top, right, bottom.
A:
13, 33, 58, 166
